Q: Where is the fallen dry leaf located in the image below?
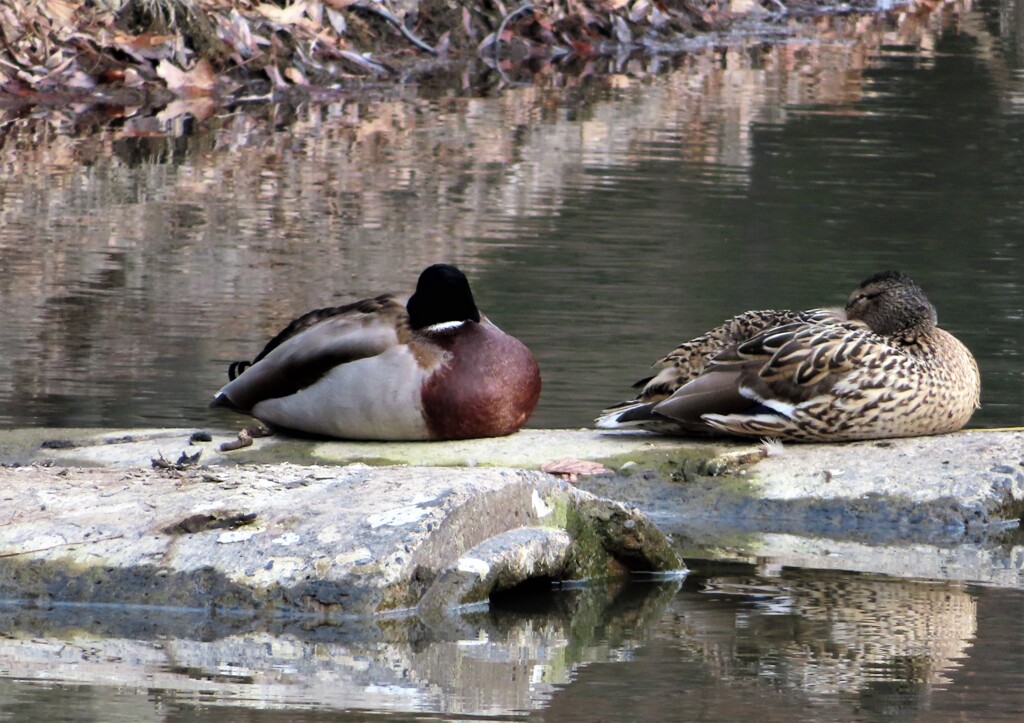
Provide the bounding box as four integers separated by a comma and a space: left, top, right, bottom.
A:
123, 68, 145, 88
257, 1, 309, 26
64, 71, 96, 90
541, 458, 612, 480
222, 10, 258, 57
43, 0, 76, 24
113, 32, 176, 62
156, 97, 217, 123
284, 66, 308, 85
264, 63, 288, 88
325, 6, 347, 35
156, 58, 217, 96
156, 60, 190, 92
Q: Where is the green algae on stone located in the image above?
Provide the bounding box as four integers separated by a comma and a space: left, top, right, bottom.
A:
599, 442, 760, 482
0, 557, 262, 611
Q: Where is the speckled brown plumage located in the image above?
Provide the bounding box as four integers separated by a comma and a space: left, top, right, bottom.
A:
631, 307, 845, 403
597, 272, 981, 442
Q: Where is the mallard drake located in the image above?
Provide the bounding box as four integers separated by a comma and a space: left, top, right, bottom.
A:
212, 264, 542, 441
596, 271, 980, 441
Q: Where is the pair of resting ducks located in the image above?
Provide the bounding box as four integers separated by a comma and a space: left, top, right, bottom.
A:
212, 264, 981, 443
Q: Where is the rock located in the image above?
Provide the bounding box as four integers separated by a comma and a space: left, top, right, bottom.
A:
0, 458, 682, 617
3, 425, 1023, 612
578, 429, 1024, 538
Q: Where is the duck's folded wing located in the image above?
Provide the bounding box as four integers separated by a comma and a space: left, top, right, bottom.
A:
739, 322, 873, 386
648, 370, 754, 424
212, 311, 406, 411
653, 321, 876, 424
249, 294, 403, 365
639, 307, 846, 402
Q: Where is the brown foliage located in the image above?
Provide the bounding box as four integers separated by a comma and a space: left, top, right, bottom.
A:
0, 0, 722, 103
0, 0, 937, 106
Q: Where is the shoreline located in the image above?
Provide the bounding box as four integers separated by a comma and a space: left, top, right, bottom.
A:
1, 0, 952, 112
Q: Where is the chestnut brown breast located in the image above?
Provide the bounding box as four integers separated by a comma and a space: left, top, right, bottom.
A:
420, 321, 541, 440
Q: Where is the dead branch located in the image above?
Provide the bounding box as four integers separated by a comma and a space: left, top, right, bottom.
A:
493, 4, 535, 63
354, 2, 439, 56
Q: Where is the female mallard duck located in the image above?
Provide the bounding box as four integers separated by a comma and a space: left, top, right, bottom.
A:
596, 271, 980, 441
212, 264, 542, 440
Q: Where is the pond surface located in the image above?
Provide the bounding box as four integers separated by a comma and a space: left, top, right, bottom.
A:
1, 2, 1021, 433
2, 0, 1024, 719
2, 566, 1024, 721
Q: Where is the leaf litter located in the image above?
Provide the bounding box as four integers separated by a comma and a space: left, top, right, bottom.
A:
0, 0, 936, 112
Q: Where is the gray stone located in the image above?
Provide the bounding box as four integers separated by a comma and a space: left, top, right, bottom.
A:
3, 425, 1024, 613
0, 448, 681, 617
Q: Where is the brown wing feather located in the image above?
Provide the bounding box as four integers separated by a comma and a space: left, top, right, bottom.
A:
654, 321, 879, 424
647, 370, 752, 424
696, 323, 941, 440
633, 308, 844, 403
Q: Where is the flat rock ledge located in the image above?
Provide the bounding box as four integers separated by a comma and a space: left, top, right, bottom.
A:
15, 425, 1014, 537
2, 426, 1023, 612
0, 453, 680, 619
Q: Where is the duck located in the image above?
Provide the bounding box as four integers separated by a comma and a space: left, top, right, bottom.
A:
595, 271, 980, 441
212, 264, 542, 441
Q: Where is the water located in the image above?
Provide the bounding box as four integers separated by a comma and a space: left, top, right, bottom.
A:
2, 0, 1024, 718
1, 6, 1021, 433
2, 567, 1024, 720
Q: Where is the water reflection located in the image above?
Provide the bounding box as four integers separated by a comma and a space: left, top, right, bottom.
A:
2, 1, 1022, 432
694, 572, 975, 692
0, 579, 680, 718
3, 569, 1021, 720
536, 569, 1001, 722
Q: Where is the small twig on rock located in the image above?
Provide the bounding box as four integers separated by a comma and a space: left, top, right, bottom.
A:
493, 4, 535, 64
220, 429, 253, 452
355, 2, 439, 56
152, 450, 202, 471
